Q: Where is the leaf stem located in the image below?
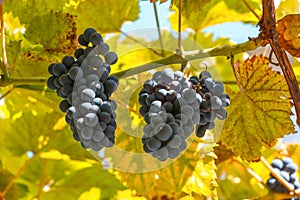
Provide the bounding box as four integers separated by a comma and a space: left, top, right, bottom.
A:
230, 55, 243, 92
2, 156, 34, 197
177, 0, 182, 53
153, 2, 165, 56
0, 85, 15, 100
0, 4, 8, 79
120, 30, 163, 57
242, 0, 260, 20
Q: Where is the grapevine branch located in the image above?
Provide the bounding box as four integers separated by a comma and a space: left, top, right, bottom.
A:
258, 0, 300, 126
0, 38, 264, 86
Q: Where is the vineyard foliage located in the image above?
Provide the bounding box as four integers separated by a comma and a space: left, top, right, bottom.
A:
0, 0, 300, 200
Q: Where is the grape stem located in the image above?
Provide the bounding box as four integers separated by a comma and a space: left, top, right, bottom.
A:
153, 2, 165, 56
260, 156, 300, 198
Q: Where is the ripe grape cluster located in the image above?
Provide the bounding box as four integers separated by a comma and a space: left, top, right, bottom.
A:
138, 68, 230, 161
267, 157, 300, 194
188, 71, 230, 137
47, 28, 119, 151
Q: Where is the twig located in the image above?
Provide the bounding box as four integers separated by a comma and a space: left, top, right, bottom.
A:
153, 2, 165, 56
260, 156, 299, 197
0, 4, 8, 78
0, 85, 15, 100
120, 30, 162, 57
177, 0, 182, 53
2, 156, 34, 197
242, 0, 260, 20
258, 0, 300, 126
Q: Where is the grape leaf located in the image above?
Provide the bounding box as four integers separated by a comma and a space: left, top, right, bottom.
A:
182, 152, 218, 198
219, 55, 294, 161
24, 11, 77, 54
216, 158, 268, 199
64, 0, 139, 34
107, 135, 217, 199
4, 0, 69, 24
169, 0, 259, 33
277, 14, 300, 58
2, 111, 62, 156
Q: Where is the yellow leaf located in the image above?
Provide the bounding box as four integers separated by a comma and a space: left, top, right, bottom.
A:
219, 55, 294, 161
277, 14, 300, 57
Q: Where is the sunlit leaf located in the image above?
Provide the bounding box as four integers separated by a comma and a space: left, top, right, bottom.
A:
219, 55, 294, 161
169, 0, 259, 33
64, 0, 139, 34
277, 14, 300, 57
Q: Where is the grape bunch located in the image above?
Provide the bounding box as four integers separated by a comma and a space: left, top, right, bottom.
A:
188, 71, 230, 137
139, 68, 202, 161
266, 157, 300, 194
47, 28, 119, 151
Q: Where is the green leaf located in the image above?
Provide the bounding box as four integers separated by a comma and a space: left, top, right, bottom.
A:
2, 111, 61, 156
219, 55, 294, 161
64, 0, 140, 34
107, 138, 207, 199
4, 0, 69, 24
170, 0, 260, 32
24, 11, 77, 54
39, 164, 125, 200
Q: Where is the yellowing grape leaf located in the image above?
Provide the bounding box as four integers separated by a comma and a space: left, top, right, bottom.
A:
219, 55, 294, 161
277, 14, 300, 57
182, 152, 218, 198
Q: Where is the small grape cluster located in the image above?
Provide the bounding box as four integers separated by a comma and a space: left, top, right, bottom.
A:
188, 71, 230, 137
139, 68, 202, 161
267, 157, 300, 194
47, 28, 119, 151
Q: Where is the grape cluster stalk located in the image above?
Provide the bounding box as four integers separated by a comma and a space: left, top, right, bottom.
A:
47, 28, 119, 150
